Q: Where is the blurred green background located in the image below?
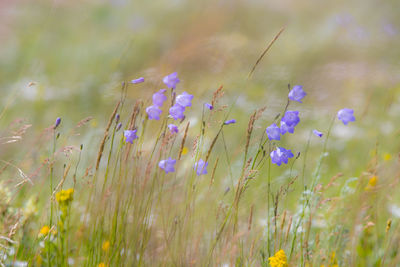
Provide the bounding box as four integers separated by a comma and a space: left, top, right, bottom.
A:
1, 0, 400, 193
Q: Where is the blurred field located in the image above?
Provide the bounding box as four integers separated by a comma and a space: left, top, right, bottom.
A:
1, 0, 400, 266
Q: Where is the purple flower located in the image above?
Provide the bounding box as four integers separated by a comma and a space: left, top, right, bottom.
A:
338, 108, 355, 125
313, 129, 323, 137
280, 121, 295, 135
146, 105, 163, 120
116, 122, 122, 132
205, 103, 213, 110
176, 92, 194, 107
224, 119, 236, 125
54, 117, 61, 129
194, 159, 208, 176
288, 85, 306, 103
158, 157, 176, 174
115, 114, 120, 124
130, 77, 144, 84
124, 130, 138, 144
152, 89, 167, 107
270, 147, 294, 166
163, 72, 180, 89
281, 111, 300, 127
266, 123, 281, 141
169, 104, 185, 120
168, 124, 179, 134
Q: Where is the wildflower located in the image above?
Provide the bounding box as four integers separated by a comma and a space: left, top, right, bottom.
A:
102, 240, 110, 252
163, 72, 180, 89
54, 117, 61, 129
98, 263, 106, 267
337, 108, 355, 125
205, 103, 213, 110
365, 176, 378, 190
270, 147, 294, 166
124, 130, 138, 144
39, 226, 50, 236
288, 85, 306, 103
181, 147, 189, 155
130, 77, 144, 84
280, 121, 295, 135
152, 89, 167, 107
176, 92, 194, 107
158, 158, 176, 174
116, 122, 122, 132
115, 114, 120, 124
313, 129, 323, 137
146, 105, 162, 120
268, 249, 288, 267
383, 153, 392, 161
56, 188, 74, 204
169, 104, 185, 120
280, 111, 300, 135
194, 159, 208, 176
168, 124, 179, 134
266, 123, 281, 141
224, 119, 236, 125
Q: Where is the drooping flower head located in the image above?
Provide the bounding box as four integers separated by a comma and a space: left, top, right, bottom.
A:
130, 77, 144, 84
176, 92, 194, 107
270, 147, 294, 166
169, 104, 185, 120
124, 130, 138, 144
163, 72, 180, 89
146, 105, 162, 120
338, 108, 355, 125
158, 157, 176, 174
168, 124, 179, 134
288, 85, 306, 103
153, 89, 167, 107
280, 121, 295, 135
224, 119, 236, 125
266, 123, 281, 141
313, 129, 323, 137
205, 103, 213, 110
280, 110, 300, 135
194, 159, 208, 176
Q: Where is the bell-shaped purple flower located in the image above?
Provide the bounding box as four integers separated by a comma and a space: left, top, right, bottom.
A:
281, 111, 300, 127
163, 72, 180, 89
130, 77, 144, 84
168, 124, 179, 134
280, 120, 295, 135
194, 159, 208, 176
146, 105, 162, 120
266, 123, 281, 141
124, 130, 138, 144
337, 108, 355, 125
288, 85, 306, 103
153, 89, 167, 107
270, 147, 294, 166
158, 157, 176, 174
205, 103, 213, 110
224, 119, 236, 125
176, 92, 194, 107
169, 104, 185, 120
313, 129, 323, 137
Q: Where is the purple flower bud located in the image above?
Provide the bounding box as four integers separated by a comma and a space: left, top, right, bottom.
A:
152, 89, 167, 107
194, 159, 208, 176
288, 85, 307, 103
163, 72, 180, 89
168, 124, 179, 134
124, 130, 138, 144
337, 108, 355, 125
270, 147, 294, 166
313, 129, 323, 137
146, 105, 162, 120
54, 117, 61, 129
224, 119, 236, 125
169, 104, 185, 120
266, 123, 281, 141
176, 92, 194, 107
205, 103, 213, 110
130, 77, 144, 84
116, 122, 122, 132
115, 114, 120, 124
158, 157, 176, 174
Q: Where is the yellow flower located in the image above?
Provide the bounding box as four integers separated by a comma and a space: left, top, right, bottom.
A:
268, 249, 288, 267
181, 147, 189, 155
56, 188, 74, 204
39, 225, 50, 236
383, 153, 392, 161
98, 263, 106, 267
365, 176, 378, 190
102, 240, 110, 252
